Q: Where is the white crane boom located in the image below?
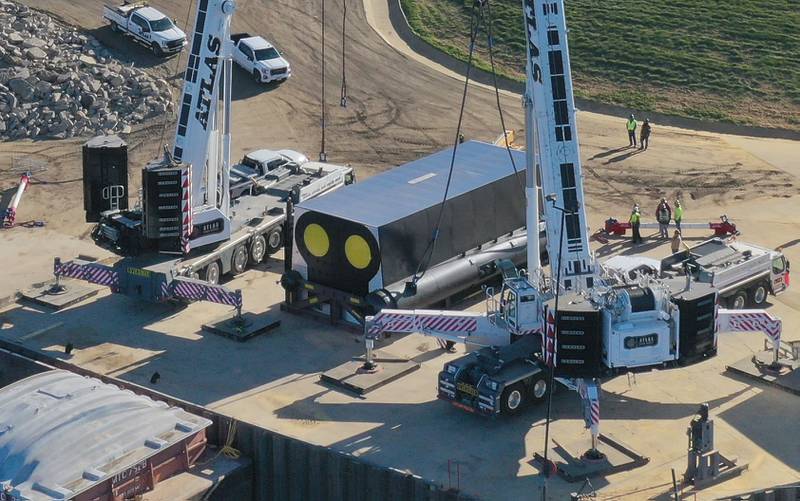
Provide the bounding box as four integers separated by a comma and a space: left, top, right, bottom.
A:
172, 0, 236, 249
523, 0, 595, 292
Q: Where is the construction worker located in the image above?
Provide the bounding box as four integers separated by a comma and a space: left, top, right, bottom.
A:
629, 204, 642, 244
671, 230, 682, 253
656, 198, 672, 238
640, 118, 652, 150
626, 114, 637, 147
674, 199, 683, 233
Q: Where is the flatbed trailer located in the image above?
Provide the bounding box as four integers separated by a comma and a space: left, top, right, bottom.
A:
661, 238, 789, 309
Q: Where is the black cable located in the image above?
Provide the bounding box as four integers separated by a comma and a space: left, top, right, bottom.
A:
320, 0, 327, 161
484, 0, 522, 191
340, 0, 348, 107
410, 1, 483, 285
158, 0, 195, 154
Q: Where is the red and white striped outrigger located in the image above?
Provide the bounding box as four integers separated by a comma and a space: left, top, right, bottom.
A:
53, 257, 243, 310
365, 309, 519, 349
717, 308, 783, 366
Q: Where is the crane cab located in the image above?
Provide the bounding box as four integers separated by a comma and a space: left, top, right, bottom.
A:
498, 277, 543, 335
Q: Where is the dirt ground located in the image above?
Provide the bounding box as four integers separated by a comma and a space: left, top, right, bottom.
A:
1, 0, 799, 499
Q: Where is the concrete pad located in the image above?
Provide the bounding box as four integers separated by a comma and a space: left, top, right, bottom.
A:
20, 281, 98, 310
532, 434, 649, 482
201, 311, 280, 342
320, 350, 420, 395
726, 350, 800, 396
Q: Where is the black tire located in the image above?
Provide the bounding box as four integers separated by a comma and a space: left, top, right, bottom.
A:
500, 382, 527, 416
528, 373, 549, 405
253, 69, 261, 83
231, 245, 248, 275
200, 261, 221, 285
266, 226, 283, 255
749, 282, 769, 307
728, 290, 748, 310
111, 22, 121, 33
249, 235, 267, 264
151, 43, 163, 57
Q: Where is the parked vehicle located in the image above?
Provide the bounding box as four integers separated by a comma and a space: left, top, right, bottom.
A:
230, 149, 308, 199
660, 238, 789, 308
103, 2, 187, 56
231, 33, 291, 83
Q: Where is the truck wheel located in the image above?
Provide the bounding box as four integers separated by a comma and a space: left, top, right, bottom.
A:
111, 22, 121, 33
200, 261, 221, 285
529, 374, 549, 405
151, 43, 163, 57
266, 227, 283, 255
750, 282, 768, 306
253, 70, 261, 83
500, 382, 527, 415
231, 245, 248, 275
729, 290, 748, 310
249, 235, 267, 264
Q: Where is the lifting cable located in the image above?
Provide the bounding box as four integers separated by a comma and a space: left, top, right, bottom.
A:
320, 0, 328, 161
409, 0, 484, 288
340, 0, 348, 107
484, 0, 523, 192
158, 0, 196, 155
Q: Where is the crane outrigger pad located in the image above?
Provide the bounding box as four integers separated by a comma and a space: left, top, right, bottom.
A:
320, 351, 420, 395
202, 311, 281, 342
726, 350, 800, 396
20, 281, 98, 310
532, 434, 649, 482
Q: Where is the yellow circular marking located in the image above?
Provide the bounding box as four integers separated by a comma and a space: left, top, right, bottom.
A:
304, 224, 329, 258
345, 235, 371, 269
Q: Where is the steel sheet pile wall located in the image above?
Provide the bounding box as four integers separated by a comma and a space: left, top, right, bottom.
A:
231, 418, 465, 501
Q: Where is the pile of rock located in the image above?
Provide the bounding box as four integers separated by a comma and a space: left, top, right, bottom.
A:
0, 0, 173, 140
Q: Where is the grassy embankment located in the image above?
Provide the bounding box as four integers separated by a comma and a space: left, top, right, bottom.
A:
400, 0, 800, 130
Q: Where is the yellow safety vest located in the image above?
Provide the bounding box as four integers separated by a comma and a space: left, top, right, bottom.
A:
675, 206, 684, 221
627, 119, 637, 131
630, 212, 640, 224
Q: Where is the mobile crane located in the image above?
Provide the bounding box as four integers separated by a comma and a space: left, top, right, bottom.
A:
51, 0, 353, 307
362, 0, 785, 450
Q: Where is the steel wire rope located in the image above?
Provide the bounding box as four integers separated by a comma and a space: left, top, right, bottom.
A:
157, 0, 196, 154
409, 0, 484, 287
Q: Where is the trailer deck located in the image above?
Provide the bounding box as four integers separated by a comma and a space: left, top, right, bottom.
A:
2, 233, 799, 500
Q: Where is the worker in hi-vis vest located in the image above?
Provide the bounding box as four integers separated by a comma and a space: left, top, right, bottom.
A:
629, 204, 642, 244
674, 199, 684, 233
626, 114, 638, 147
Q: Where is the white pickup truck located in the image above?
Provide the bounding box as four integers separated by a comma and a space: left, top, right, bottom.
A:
231, 33, 292, 83
103, 2, 187, 57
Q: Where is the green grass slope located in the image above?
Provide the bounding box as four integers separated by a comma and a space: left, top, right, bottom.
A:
400, 0, 800, 130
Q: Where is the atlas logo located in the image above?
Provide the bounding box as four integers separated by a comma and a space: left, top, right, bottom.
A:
523, 0, 542, 84
195, 34, 222, 130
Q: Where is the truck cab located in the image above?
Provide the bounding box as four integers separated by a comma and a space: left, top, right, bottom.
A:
104, 3, 187, 56
232, 34, 292, 83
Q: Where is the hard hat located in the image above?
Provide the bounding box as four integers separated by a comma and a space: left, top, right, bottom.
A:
629, 114, 635, 119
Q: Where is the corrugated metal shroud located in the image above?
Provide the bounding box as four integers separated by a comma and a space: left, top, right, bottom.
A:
0, 370, 212, 500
